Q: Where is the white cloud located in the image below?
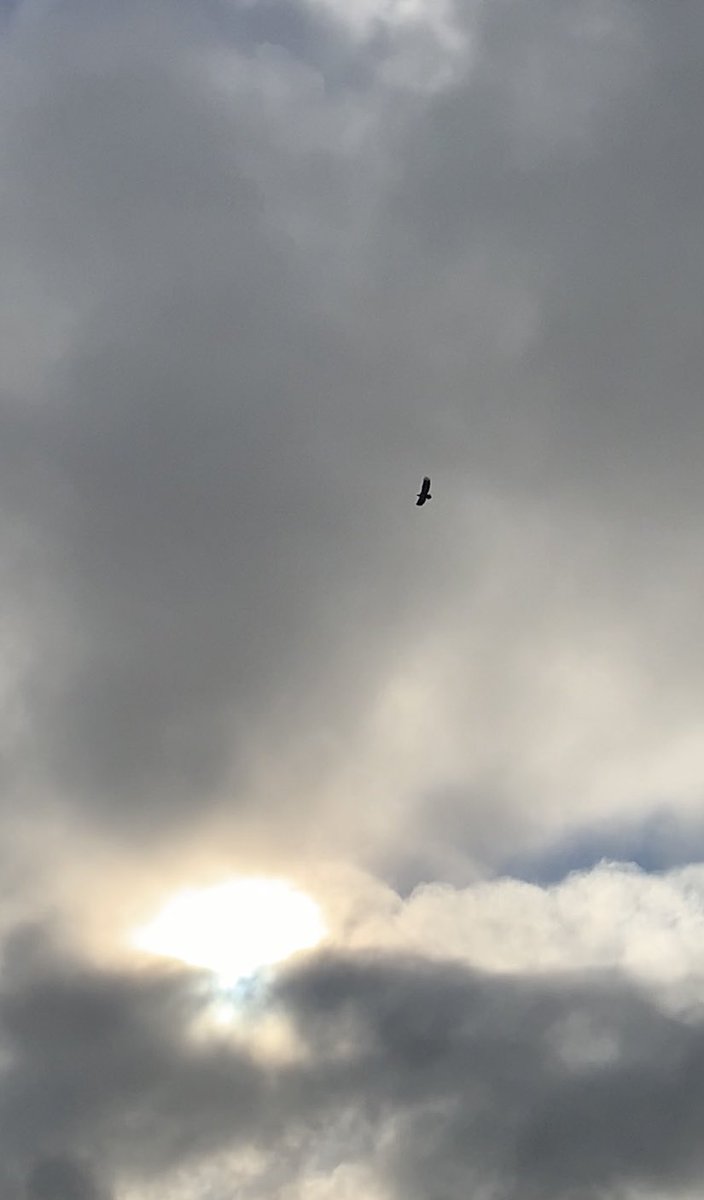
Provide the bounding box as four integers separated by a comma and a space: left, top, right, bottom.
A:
343, 861, 704, 1004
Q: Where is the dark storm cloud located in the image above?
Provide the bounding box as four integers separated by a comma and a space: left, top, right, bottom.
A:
4, 932, 704, 1199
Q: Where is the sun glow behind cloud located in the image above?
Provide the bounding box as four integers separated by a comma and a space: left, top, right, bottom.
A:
132, 878, 326, 986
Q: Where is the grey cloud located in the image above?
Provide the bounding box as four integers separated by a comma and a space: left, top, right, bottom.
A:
6, 1, 704, 1196
0, 945, 270, 1190
3, 7, 704, 1195
26, 1154, 107, 1200
210, 0, 384, 89
0, 0, 434, 836
0, 0, 703, 886
4, 933, 704, 1199
0, 0, 703, 880
379, 0, 704, 516
279, 952, 704, 1200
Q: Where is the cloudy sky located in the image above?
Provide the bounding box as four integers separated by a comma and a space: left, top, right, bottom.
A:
2, 0, 704, 1195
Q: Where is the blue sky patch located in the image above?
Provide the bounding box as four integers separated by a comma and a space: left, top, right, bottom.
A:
500, 807, 704, 885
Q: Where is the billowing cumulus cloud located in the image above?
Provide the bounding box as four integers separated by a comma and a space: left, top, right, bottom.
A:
2, 0, 704, 1195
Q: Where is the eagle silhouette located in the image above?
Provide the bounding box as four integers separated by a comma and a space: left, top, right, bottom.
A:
416, 476, 432, 506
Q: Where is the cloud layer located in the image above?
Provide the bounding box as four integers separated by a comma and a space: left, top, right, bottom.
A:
2, 0, 704, 1195
4, 927, 704, 1200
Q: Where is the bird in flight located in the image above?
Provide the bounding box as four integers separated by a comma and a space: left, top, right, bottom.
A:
416, 476, 432, 506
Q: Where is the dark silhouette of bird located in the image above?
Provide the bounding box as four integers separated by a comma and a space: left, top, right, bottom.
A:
416, 476, 432, 506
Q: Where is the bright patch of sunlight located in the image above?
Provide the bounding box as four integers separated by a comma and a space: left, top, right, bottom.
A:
132, 877, 325, 985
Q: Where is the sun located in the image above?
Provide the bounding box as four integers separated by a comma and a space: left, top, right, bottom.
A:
132, 877, 326, 985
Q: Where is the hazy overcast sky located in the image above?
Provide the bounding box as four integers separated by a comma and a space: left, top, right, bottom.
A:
3, 0, 704, 1196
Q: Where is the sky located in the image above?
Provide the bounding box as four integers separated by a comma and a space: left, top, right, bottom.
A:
2, 0, 704, 1196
